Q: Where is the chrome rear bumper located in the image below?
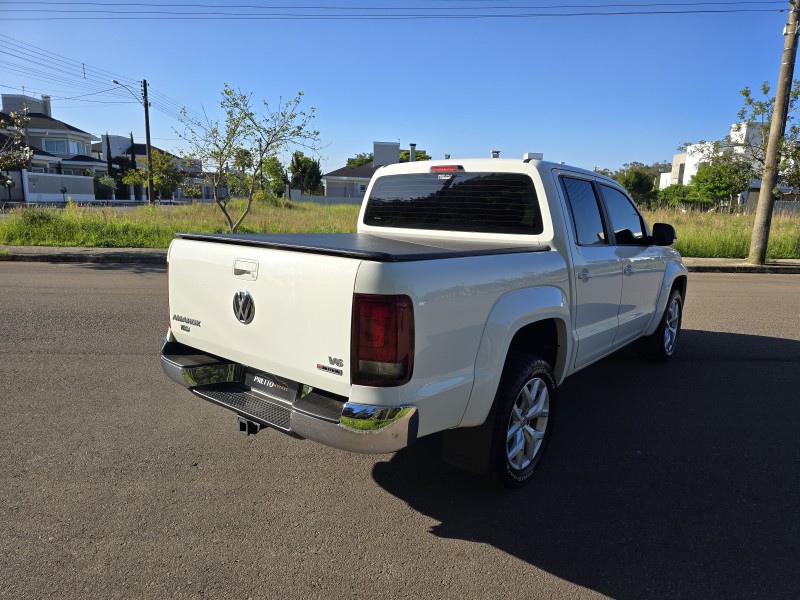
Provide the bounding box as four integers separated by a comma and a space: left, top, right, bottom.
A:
160, 338, 417, 454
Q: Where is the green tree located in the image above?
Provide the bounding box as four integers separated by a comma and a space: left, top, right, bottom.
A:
346, 152, 373, 168
399, 149, 432, 162
657, 184, 701, 208
177, 84, 320, 232
0, 109, 33, 193
686, 81, 800, 189
690, 158, 754, 212
289, 151, 323, 194
598, 161, 671, 183
122, 149, 187, 202
180, 182, 203, 202
617, 169, 657, 208
262, 156, 289, 197
735, 81, 800, 178
95, 174, 116, 201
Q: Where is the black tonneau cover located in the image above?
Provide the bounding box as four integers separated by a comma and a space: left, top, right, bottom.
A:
176, 233, 549, 263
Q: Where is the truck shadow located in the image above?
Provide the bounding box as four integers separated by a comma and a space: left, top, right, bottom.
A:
78, 261, 167, 275
372, 329, 800, 599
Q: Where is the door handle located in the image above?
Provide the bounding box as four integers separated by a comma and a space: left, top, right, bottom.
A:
233, 259, 258, 280
623, 264, 633, 276
577, 269, 593, 281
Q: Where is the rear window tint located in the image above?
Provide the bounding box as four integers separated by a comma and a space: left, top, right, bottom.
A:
363, 172, 544, 234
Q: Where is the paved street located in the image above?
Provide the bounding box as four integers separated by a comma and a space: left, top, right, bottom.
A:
1, 264, 798, 599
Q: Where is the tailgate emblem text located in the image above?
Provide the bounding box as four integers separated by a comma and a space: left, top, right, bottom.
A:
233, 290, 255, 324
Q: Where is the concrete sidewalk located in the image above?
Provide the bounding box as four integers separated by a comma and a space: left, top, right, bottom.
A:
2, 244, 800, 273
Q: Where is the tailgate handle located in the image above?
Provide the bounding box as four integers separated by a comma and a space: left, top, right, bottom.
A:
233, 259, 258, 281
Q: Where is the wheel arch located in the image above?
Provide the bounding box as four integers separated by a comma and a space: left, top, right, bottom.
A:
644, 260, 689, 337
458, 286, 570, 428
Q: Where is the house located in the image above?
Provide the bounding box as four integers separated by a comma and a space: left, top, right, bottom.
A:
323, 141, 422, 199
1, 94, 106, 202
660, 122, 770, 209
92, 134, 214, 201
2, 94, 106, 177
662, 122, 765, 190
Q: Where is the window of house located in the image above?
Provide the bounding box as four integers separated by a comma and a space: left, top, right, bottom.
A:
44, 139, 67, 154
358, 184, 367, 194
68, 140, 80, 155
561, 176, 607, 246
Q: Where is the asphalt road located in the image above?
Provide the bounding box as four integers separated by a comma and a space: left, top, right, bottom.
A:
1, 264, 798, 600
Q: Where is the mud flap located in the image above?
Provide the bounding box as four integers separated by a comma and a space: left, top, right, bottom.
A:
441, 403, 497, 475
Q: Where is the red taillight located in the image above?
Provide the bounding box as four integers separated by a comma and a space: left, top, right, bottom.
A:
352, 294, 414, 387
430, 165, 464, 173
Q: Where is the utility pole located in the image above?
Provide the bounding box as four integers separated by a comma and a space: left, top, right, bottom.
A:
141, 79, 155, 205
748, 0, 800, 264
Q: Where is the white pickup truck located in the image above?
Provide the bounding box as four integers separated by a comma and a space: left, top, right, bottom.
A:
161, 155, 687, 485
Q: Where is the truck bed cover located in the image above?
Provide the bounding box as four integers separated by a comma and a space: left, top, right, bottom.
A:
175, 233, 550, 263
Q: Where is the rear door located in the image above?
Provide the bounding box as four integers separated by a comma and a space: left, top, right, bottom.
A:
559, 175, 623, 369
167, 238, 361, 397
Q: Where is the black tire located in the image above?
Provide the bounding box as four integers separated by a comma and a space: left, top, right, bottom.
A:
641, 288, 683, 361
489, 355, 556, 487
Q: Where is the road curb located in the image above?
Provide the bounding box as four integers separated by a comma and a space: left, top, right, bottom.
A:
685, 263, 800, 274
0, 252, 167, 264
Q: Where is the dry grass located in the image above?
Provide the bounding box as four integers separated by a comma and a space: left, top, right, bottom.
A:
1, 201, 798, 259
642, 208, 800, 259
0, 200, 360, 248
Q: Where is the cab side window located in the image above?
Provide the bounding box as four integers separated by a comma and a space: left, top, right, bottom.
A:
561, 177, 607, 246
599, 185, 647, 246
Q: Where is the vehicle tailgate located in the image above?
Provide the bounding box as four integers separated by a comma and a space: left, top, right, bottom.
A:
167, 238, 359, 397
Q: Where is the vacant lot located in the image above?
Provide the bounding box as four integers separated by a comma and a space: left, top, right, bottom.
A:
1, 203, 800, 258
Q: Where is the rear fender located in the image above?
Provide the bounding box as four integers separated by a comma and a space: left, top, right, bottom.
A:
459, 286, 570, 428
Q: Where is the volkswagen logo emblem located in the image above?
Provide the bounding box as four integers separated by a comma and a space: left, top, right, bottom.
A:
233, 290, 255, 324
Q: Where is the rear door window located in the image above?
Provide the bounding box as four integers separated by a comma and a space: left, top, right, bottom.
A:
560, 176, 608, 246
363, 172, 544, 234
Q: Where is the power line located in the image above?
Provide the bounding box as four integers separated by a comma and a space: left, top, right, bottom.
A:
1, 0, 785, 7
1, 35, 205, 124
2, 9, 782, 19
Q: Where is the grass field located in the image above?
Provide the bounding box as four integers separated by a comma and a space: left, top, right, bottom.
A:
644, 208, 800, 259
0, 201, 360, 249
0, 201, 798, 259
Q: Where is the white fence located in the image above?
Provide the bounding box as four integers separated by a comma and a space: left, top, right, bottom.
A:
287, 189, 362, 206
22, 171, 95, 202
774, 201, 800, 215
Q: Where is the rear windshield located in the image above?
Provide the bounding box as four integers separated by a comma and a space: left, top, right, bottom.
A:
363, 172, 544, 235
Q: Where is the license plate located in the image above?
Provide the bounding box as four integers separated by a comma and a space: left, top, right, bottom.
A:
244, 370, 299, 403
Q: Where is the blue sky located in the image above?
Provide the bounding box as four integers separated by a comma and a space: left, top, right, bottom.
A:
0, 1, 789, 173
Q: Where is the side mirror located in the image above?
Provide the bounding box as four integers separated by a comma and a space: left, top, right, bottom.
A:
652, 222, 677, 246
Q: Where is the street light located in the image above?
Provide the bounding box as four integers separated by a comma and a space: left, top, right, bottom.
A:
112, 79, 154, 204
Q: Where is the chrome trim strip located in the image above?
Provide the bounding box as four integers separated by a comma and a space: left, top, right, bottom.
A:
162, 357, 243, 388
160, 339, 243, 388
291, 403, 418, 454
340, 403, 415, 432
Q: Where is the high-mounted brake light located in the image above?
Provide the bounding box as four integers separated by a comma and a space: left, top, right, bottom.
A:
430, 165, 464, 173
351, 294, 414, 387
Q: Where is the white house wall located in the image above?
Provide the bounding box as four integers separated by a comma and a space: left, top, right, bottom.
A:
23, 172, 95, 202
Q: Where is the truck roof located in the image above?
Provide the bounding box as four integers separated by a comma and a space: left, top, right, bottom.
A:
373, 157, 610, 183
